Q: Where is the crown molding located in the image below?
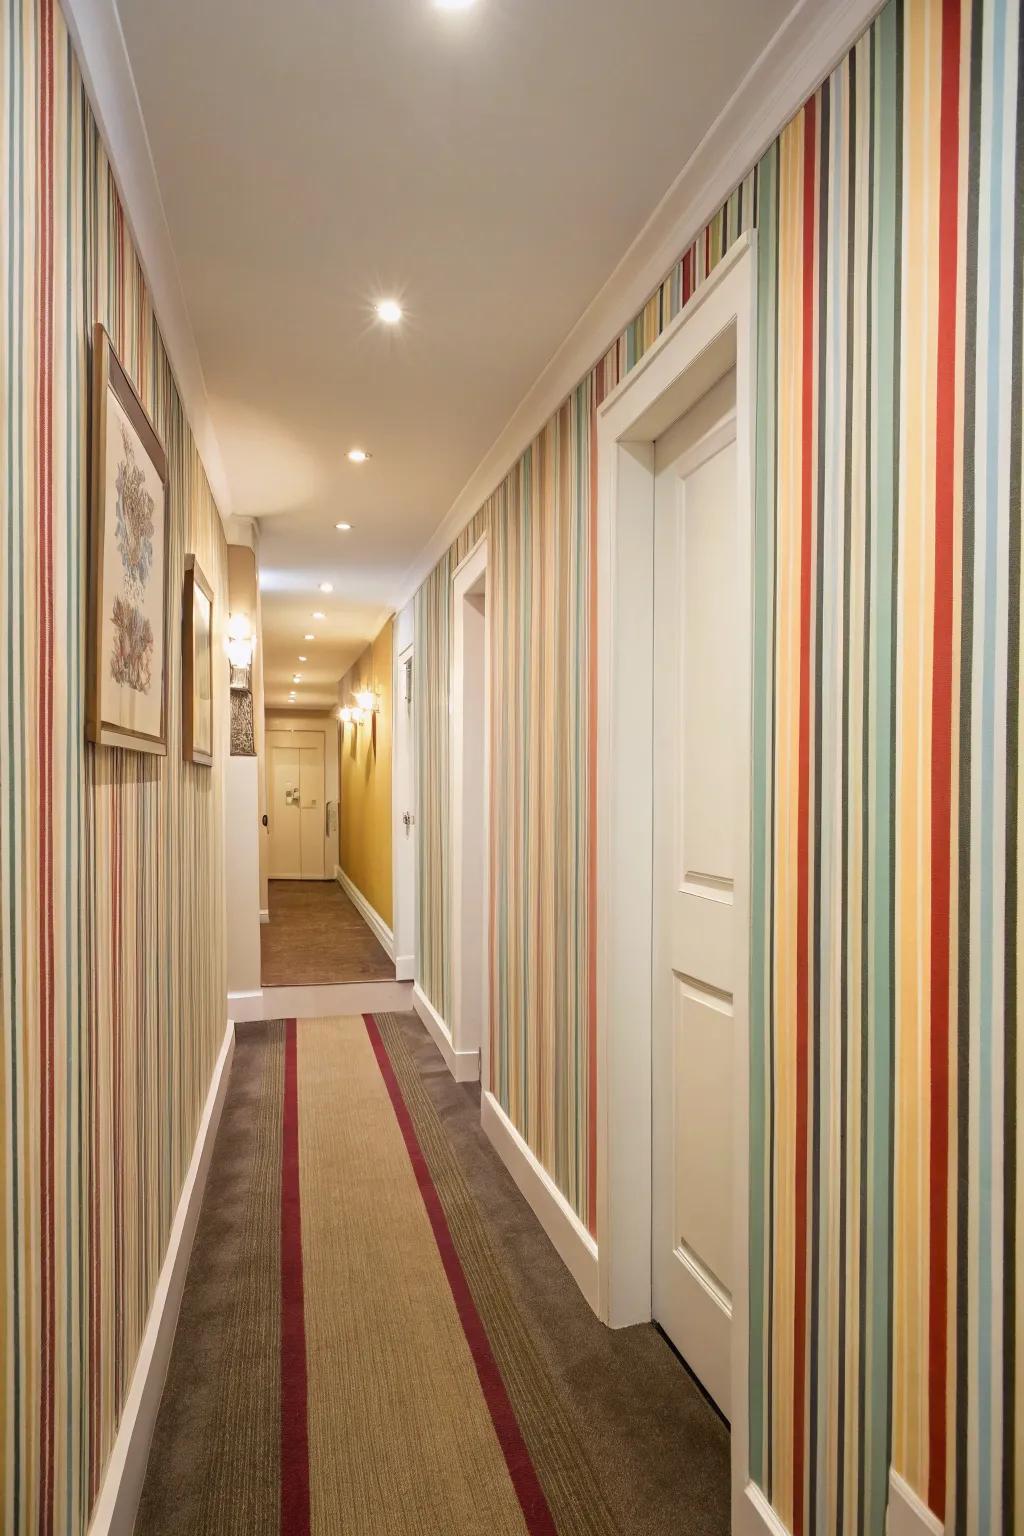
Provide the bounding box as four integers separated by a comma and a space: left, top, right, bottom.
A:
392, 0, 884, 610
59, 0, 233, 520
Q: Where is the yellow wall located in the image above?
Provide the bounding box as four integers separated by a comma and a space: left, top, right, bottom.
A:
339, 618, 393, 925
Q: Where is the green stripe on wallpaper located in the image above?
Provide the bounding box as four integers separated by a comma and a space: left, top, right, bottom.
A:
1, 0, 228, 1529
411, 0, 1024, 1530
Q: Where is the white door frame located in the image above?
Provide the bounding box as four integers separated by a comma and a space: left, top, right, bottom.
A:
595, 233, 759, 1535
392, 640, 416, 982
450, 534, 489, 1085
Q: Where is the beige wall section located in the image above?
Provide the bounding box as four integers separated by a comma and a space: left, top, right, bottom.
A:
339, 618, 394, 927
265, 709, 341, 877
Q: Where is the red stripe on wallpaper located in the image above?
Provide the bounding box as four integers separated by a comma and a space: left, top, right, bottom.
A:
281, 1020, 311, 1536
927, 0, 961, 1516
792, 93, 817, 1536
35, 0, 57, 1522
363, 1015, 558, 1535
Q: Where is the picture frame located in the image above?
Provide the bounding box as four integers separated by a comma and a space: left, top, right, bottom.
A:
86, 323, 170, 754
182, 555, 214, 767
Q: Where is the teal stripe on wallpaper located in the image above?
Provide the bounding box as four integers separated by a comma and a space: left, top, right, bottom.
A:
749, 134, 778, 1490
866, 4, 898, 1530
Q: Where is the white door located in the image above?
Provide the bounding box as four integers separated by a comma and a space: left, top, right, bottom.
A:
269, 743, 301, 878
298, 747, 325, 878
268, 731, 325, 879
393, 644, 416, 980
651, 370, 742, 1418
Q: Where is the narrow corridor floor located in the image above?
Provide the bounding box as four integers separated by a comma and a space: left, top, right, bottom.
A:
137, 1015, 729, 1535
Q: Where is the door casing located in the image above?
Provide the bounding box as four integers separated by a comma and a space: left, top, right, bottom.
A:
594, 233, 758, 1534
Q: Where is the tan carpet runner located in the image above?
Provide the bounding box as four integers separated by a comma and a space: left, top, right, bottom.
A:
187, 1014, 618, 1534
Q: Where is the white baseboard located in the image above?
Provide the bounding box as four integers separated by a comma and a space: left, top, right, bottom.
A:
335, 865, 395, 959
413, 983, 480, 1082
887, 1472, 944, 1536
480, 1089, 599, 1315
87, 1019, 235, 1536
394, 952, 415, 982
233, 980, 413, 1022
742, 1481, 793, 1536
259, 908, 269, 925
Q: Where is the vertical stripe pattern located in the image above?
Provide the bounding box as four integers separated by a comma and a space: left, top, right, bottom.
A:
411, 0, 1022, 1529
1, 0, 228, 1530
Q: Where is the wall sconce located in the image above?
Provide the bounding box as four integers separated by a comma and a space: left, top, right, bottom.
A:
354, 687, 379, 715
226, 612, 255, 669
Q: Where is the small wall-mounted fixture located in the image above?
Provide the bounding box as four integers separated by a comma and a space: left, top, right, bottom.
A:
354, 687, 379, 715
226, 612, 255, 669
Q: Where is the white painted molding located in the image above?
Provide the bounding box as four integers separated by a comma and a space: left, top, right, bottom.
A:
480, 1091, 600, 1316
392, 0, 883, 611
335, 865, 395, 960
394, 953, 415, 982
87, 1020, 235, 1536
58, 0, 232, 519
887, 1472, 945, 1536
259, 908, 270, 926
412, 983, 480, 1083
235, 980, 413, 1022
743, 1482, 794, 1536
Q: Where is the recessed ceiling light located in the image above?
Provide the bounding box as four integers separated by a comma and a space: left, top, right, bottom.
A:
435, 0, 476, 8
347, 448, 370, 464
293, 674, 302, 683
375, 298, 402, 325
298, 655, 307, 662
304, 633, 315, 641
335, 522, 352, 532
312, 611, 326, 620
319, 581, 333, 593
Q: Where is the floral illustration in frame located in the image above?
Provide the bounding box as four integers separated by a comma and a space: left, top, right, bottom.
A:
87, 324, 170, 754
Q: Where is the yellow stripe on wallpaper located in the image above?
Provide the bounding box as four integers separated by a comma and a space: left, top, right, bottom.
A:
339, 618, 394, 929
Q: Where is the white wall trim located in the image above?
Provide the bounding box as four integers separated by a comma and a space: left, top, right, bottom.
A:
412, 983, 480, 1083
334, 864, 395, 959
87, 1019, 235, 1536
743, 1482, 795, 1536
480, 1091, 600, 1315
58, 0, 232, 519
394, 954, 415, 982
596, 238, 758, 1535
392, 0, 882, 611
886, 1472, 945, 1536
449, 537, 490, 1076
234, 980, 413, 1022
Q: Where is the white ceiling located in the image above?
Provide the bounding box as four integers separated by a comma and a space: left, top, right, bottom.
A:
116, 0, 791, 707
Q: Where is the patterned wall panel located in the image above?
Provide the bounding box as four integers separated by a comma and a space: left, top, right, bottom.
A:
0, 0, 228, 1530
411, 0, 1022, 1529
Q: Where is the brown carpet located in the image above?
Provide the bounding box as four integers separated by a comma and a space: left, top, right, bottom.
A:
260, 879, 394, 985
137, 1014, 729, 1535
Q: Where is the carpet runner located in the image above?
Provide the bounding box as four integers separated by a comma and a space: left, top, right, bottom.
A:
172, 1014, 616, 1536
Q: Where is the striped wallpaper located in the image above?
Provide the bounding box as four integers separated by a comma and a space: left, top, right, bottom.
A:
412, 0, 1023, 1529
1, 0, 229, 1531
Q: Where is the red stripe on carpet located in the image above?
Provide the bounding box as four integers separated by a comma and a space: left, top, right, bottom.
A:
363, 1014, 557, 1536
282, 1019, 311, 1535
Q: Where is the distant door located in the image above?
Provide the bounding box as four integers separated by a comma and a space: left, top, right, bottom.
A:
651, 371, 741, 1418
268, 730, 325, 879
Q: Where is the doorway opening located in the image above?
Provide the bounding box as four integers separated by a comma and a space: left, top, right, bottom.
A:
595, 235, 759, 1533
263, 720, 394, 987
450, 537, 489, 1082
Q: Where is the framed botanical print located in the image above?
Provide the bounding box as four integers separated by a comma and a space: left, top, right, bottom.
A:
87, 323, 170, 753
182, 555, 214, 766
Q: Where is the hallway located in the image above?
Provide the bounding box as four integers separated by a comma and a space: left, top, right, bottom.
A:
260, 880, 395, 986
136, 1015, 729, 1535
